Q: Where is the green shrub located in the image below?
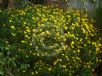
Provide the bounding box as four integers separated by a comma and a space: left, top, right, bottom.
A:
0, 5, 102, 76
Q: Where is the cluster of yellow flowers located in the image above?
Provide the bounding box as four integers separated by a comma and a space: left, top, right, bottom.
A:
1, 4, 101, 75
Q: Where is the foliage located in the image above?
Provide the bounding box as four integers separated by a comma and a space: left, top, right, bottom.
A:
92, 7, 102, 34
0, 4, 102, 76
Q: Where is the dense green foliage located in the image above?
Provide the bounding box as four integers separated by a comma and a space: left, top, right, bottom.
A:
0, 4, 102, 76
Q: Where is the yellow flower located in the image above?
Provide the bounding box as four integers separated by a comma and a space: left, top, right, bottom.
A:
5, 41, 8, 43
9, 20, 12, 22
92, 42, 96, 45
25, 35, 28, 38
26, 29, 30, 33
37, 53, 40, 56
33, 53, 36, 55
82, 28, 86, 33
76, 57, 80, 60
23, 22, 26, 25
32, 29, 37, 32
30, 43, 32, 46
69, 66, 72, 68
73, 51, 76, 53
87, 65, 91, 68
48, 68, 52, 71
71, 41, 74, 46
26, 55, 29, 58
10, 26, 15, 29
31, 72, 34, 75
11, 33, 16, 36
45, 31, 50, 35
96, 47, 100, 53
63, 45, 67, 50
77, 49, 80, 53
62, 65, 66, 68
13, 57, 15, 60
54, 61, 57, 65
56, 33, 60, 36
98, 43, 101, 46
71, 34, 75, 38
21, 40, 26, 43
23, 70, 26, 72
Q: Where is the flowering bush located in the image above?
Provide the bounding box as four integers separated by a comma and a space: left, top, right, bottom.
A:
0, 4, 102, 76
